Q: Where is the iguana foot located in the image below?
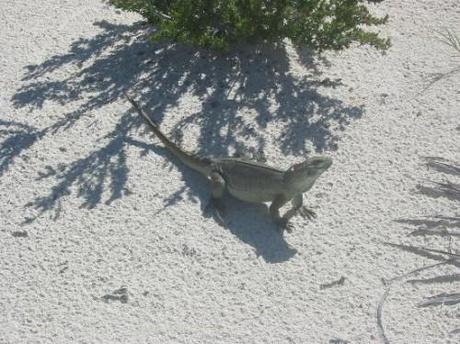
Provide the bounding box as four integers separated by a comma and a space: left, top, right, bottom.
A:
204, 198, 226, 225
275, 218, 293, 233
299, 207, 316, 220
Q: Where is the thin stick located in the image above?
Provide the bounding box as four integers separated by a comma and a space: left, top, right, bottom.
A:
377, 288, 391, 344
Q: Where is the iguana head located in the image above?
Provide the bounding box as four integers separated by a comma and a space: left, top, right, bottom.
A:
285, 156, 332, 191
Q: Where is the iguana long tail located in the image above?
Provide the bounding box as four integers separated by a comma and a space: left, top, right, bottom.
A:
125, 92, 212, 176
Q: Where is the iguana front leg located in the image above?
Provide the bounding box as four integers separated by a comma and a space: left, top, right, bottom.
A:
286, 194, 317, 220
204, 171, 226, 224
271, 194, 316, 232
270, 195, 292, 232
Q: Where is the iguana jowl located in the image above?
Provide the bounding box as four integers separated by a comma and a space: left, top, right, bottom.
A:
125, 93, 332, 231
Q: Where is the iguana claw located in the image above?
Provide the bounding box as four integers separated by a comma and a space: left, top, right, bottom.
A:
299, 207, 316, 220
275, 218, 293, 233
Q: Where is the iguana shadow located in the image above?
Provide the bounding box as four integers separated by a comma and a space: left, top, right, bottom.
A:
10, 20, 362, 257
219, 197, 298, 263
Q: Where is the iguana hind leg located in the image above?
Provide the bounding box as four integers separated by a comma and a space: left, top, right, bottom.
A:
204, 171, 226, 224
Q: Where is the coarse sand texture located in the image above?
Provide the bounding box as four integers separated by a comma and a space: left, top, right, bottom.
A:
1, 1, 459, 343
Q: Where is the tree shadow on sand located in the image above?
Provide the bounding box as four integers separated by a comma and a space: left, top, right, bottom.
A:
10, 20, 363, 262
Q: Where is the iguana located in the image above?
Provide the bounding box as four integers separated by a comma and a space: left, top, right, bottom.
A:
125, 93, 332, 232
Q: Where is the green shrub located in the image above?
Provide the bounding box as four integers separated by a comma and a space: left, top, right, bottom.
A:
108, 0, 390, 51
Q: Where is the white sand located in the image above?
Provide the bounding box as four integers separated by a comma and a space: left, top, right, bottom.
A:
1, 1, 459, 343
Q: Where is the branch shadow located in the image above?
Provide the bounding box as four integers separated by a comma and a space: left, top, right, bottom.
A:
24, 113, 138, 221
387, 156, 460, 317
384, 242, 460, 268
396, 216, 460, 237
0, 120, 43, 177
408, 274, 460, 285
416, 157, 460, 202
416, 181, 460, 202
424, 156, 460, 176
383, 243, 460, 310
11, 20, 363, 261
397, 157, 460, 237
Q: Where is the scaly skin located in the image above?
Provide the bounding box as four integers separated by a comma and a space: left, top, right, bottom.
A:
125, 93, 332, 232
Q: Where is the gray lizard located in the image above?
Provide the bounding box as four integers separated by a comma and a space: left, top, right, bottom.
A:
125, 93, 332, 231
